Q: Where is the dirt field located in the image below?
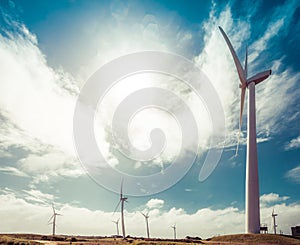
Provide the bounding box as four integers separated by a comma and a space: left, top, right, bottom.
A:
0, 233, 300, 245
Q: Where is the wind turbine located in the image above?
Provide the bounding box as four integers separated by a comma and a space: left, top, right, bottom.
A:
171, 224, 176, 240
219, 26, 272, 234
48, 204, 62, 236
112, 218, 120, 236
140, 211, 150, 239
272, 209, 278, 235
113, 180, 128, 238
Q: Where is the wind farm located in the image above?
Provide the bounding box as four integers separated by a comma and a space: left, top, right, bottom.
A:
0, 0, 300, 244
1, 25, 300, 244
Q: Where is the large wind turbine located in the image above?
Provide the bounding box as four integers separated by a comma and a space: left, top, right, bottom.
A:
113, 180, 128, 238
219, 26, 271, 234
140, 211, 150, 239
48, 204, 62, 236
112, 218, 120, 236
272, 209, 278, 235
171, 224, 176, 240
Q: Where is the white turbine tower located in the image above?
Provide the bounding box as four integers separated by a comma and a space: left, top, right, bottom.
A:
171, 224, 176, 240
219, 26, 272, 234
113, 180, 128, 238
48, 204, 62, 236
272, 209, 278, 235
112, 218, 120, 236
140, 211, 150, 239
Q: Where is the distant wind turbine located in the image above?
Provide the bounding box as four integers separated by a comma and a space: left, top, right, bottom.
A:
272, 209, 278, 235
48, 204, 62, 236
140, 211, 150, 239
171, 224, 176, 239
112, 218, 120, 236
113, 180, 128, 238
219, 26, 272, 234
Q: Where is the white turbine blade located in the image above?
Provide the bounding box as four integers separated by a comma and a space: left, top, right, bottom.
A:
120, 179, 124, 198
247, 69, 272, 85
244, 46, 248, 78
48, 214, 54, 224
235, 87, 246, 156
52, 203, 55, 214
218, 26, 247, 86
113, 200, 121, 215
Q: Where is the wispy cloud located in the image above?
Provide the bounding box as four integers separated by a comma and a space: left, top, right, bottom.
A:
0, 166, 28, 177
285, 136, 300, 150
285, 165, 300, 183
23, 189, 55, 204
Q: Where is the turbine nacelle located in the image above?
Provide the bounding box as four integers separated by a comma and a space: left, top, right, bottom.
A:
247, 70, 272, 85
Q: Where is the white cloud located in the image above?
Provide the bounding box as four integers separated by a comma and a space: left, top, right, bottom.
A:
17, 151, 84, 184
0, 166, 28, 177
0, 8, 212, 181
0, 191, 299, 238
260, 193, 290, 204
285, 136, 300, 150
23, 189, 55, 204
0, 19, 88, 183
146, 198, 164, 209
285, 165, 300, 183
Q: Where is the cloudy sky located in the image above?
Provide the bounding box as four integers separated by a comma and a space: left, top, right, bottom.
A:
0, 0, 300, 239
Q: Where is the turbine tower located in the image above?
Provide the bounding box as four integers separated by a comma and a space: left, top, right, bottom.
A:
112, 218, 120, 236
113, 180, 128, 238
272, 209, 278, 235
219, 26, 272, 234
48, 204, 62, 236
171, 224, 176, 240
140, 211, 150, 239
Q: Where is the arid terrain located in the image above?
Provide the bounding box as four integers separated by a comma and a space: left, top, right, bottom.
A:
0, 233, 300, 245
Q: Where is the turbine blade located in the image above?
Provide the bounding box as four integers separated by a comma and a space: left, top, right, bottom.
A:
120, 179, 124, 198
235, 87, 246, 156
244, 46, 248, 78
48, 214, 54, 223
218, 26, 247, 86
113, 200, 121, 215
52, 203, 55, 214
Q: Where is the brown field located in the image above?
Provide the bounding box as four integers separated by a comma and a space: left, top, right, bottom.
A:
0, 234, 299, 245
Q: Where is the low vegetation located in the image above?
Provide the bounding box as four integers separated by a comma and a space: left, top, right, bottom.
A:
0, 233, 299, 245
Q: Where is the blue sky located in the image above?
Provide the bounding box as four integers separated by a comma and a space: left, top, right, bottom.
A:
0, 0, 300, 239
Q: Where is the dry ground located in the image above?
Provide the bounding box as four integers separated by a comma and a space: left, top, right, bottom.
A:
0, 233, 299, 245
